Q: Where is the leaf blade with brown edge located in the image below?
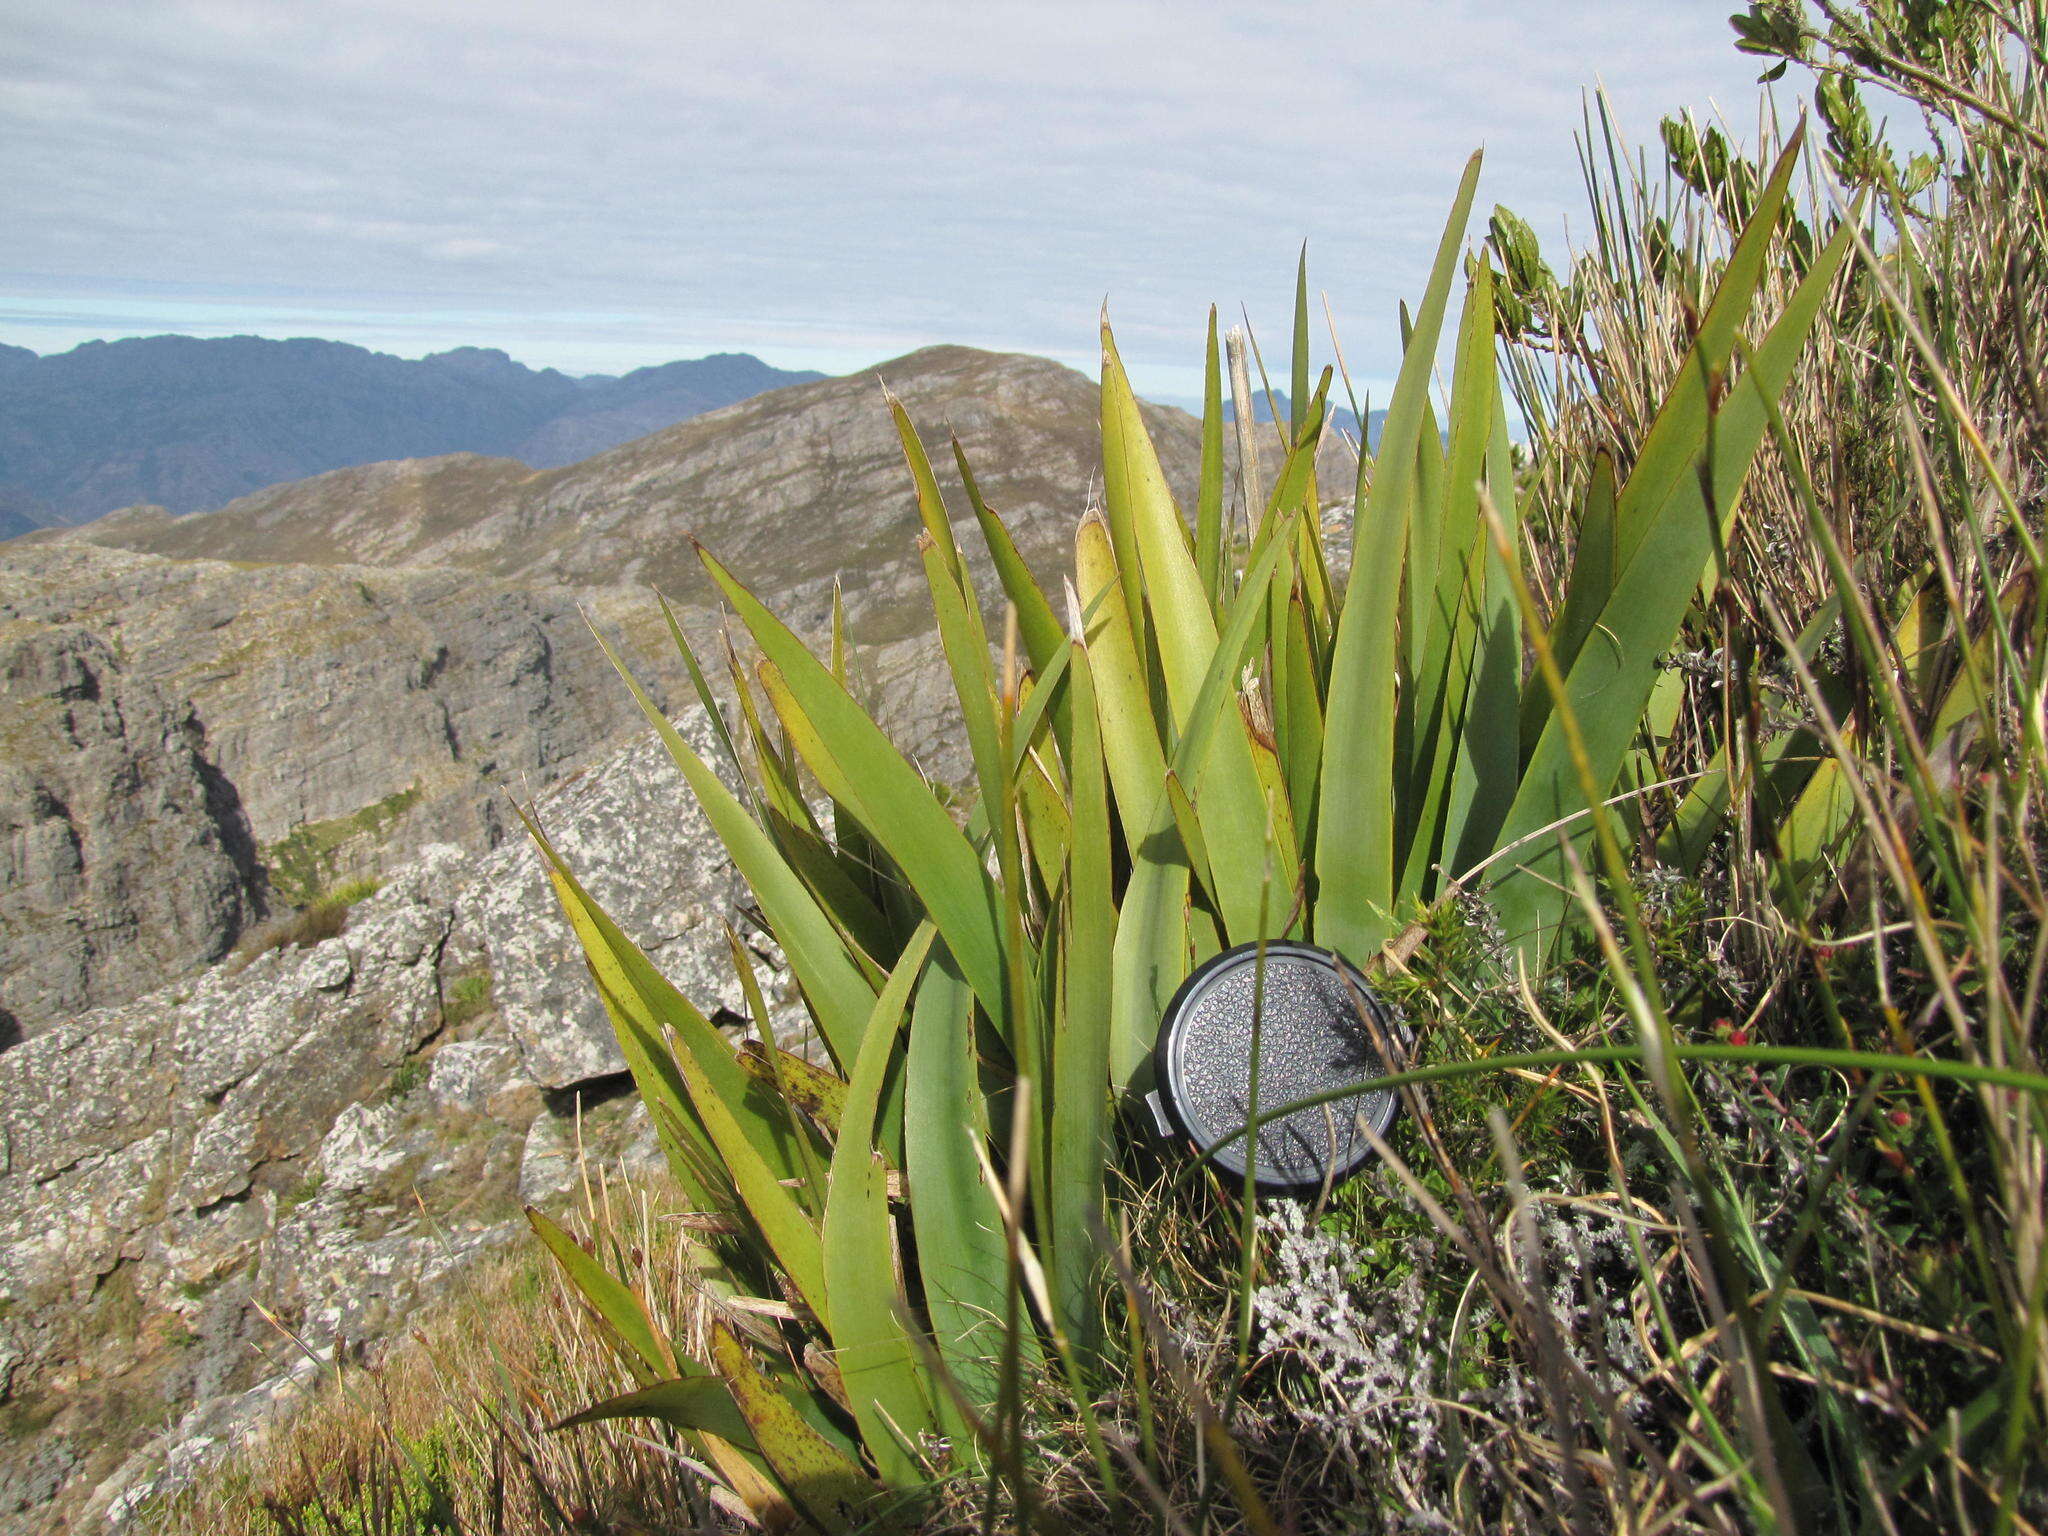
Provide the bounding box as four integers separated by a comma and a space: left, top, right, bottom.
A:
527, 1207, 672, 1385
710, 1320, 875, 1534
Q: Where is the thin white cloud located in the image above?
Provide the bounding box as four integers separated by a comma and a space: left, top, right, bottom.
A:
0, 0, 1781, 392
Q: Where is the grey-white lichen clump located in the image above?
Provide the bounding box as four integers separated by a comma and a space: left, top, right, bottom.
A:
1248, 1190, 1665, 1521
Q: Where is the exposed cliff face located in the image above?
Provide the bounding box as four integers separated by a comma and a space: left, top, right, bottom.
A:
0, 625, 263, 1033
0, 543, 681, 1034
0, 724, 787, 1531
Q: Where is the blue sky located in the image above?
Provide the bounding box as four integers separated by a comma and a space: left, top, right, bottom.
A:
0, 1, 1779, 398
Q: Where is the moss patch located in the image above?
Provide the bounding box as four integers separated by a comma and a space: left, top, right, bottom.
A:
265, 786, 420, 906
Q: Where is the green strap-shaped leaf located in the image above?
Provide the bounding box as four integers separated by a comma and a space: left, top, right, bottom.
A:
669, 1029, 833, 1331
1104, 322, 1290, 943
737, 1040, 850, 1141
823, 927, 938, 1486
710, 1322, 874, 1534
531, 835, 806, 1187
889, 393, 977, 620
1196, 307, 1227, 610
954, 438, 1065, 679
1523, 451, 1619, 754
585, 623, 881, 1068
1489, 184, 1862, 949
1108, 513, 1300, 1088
1444, 384, 1524, 880
701, 545, 1010, 1026
1280, 592, 1325, 832
1075, 515, 1173, 859
904, 946, 1021, 1420
920, 536, 1008, 845
1399, 258, 1498, 904
1318, 150, 1484, 960
1610, 128, 1806, 576
1051, 646, 1115, 1356
528, 1208, 670, 1384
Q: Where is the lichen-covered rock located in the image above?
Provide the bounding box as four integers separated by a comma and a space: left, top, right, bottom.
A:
0, 715, 805, 1531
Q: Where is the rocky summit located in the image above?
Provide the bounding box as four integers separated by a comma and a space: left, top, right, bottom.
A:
0, 343, 1334, 1531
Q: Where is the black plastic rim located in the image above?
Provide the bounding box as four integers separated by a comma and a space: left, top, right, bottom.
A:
1150, 941, 1400, 1195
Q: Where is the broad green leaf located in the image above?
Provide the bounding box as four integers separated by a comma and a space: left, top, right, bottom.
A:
1318, 149, 1484, 960
1523, 451, 1620, 754
824, 927, 937, 1485
1104, 322, 1290, 943
710, 1321, 874, 1534
1163, 771, 1218, 908
953, 439, 1065, 679
1399, 258, 1498, 904
904, 946, 1020, 1418
920, 536, 1008, 836
1610, 128, 1808, 575
1444, 384, 1525, 880
1109, 513, 1301, 1087
1280, 593, 1325, 830
890, 393, 976, 617
1290, 243, 1311, 441
530, 834, 806, 1187
1016, 750, 1073, 896
702, 546, 1010, 1025
1075, 515, 1172, 858
1197, 306, 1227, 609
528, 1208, 671, 1384
669, 1023, 832, 1330
737, 1040, 851, 1142
1051, 645, 1114, 1355
553, 1373, 755, 1452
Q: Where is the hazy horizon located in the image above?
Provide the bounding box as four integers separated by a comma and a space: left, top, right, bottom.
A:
3, 1, 1775, 400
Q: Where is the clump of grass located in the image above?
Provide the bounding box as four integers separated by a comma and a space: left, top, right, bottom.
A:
440, 970, 494, 1030
228, 878, 382, 973
380, 1056, 427, 1104
144, 1184, 709, 1536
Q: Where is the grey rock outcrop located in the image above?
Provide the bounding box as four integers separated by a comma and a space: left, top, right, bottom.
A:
0, 541, 681, 1030
0, 715, 756, 1531
0, 624, 263, 1032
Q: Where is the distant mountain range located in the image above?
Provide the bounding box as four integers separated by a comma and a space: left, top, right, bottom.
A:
0, 335, 823, 534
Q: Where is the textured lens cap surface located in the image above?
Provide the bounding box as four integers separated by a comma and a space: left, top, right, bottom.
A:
1151, 941, 1400, 1194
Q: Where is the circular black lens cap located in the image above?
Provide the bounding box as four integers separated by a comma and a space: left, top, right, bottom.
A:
1150, 941, 1400, 1194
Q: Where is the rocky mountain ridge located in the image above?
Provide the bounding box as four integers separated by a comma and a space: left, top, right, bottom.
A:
44, 344, 1214, 649
0, 334, 822, 531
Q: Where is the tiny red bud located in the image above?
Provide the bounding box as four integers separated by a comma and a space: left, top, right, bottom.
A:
1889, 1108, 1911, 1128
1712, 1016, 1733, 1035
1813, 943, 1836, 962
1728, 1028, 1750, 1048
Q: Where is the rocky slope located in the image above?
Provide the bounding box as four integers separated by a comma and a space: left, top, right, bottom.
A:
49, 345, 1214, 648
0, 540, 678, 1033
0, 335, 820, 526
0, 722, 791, 1529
